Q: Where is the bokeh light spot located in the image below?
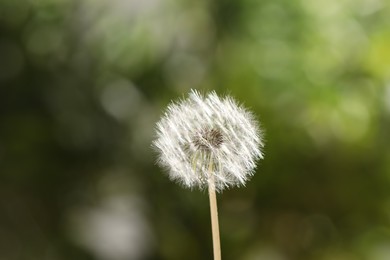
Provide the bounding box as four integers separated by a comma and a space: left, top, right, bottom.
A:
100, 79, 142, 121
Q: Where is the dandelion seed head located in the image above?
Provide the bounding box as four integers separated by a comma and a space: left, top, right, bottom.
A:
153, 90, 264, 192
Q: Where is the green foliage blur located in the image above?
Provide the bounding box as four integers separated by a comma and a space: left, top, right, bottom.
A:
1, 0, 390, 259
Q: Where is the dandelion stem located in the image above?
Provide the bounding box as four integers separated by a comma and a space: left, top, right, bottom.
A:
208, 160, 221, 260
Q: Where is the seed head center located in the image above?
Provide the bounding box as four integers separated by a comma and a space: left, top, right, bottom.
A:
193, 128, 224, 151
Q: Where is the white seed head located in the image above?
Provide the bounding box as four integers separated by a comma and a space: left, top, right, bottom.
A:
152, 90, 264, 192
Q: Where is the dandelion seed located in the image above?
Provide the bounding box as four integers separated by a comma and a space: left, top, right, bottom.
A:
153, 90, 264, 192
153, 89, 265, 260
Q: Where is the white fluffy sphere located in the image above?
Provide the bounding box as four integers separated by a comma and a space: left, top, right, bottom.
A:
153, 90, 264, 192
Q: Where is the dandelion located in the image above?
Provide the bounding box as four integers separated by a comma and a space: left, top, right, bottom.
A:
153, 90, 264, 260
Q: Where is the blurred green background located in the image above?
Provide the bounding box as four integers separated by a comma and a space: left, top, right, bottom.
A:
1, 0, 390, 259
